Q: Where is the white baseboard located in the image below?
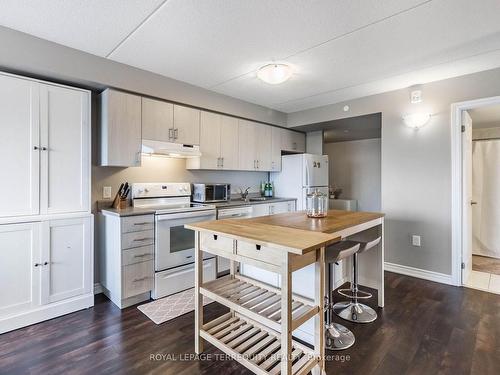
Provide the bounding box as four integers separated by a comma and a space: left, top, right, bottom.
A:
384, 262, 454, 286
94, 283, 103, 295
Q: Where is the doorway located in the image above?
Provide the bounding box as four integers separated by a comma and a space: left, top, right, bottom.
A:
452, 97, 500, 293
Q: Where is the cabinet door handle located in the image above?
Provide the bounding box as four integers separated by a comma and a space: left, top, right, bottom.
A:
133, 237, 153, 242
168, 128, 174, 139
293, 142, 297, 150
133, 222, 150, 226
221, 157, 224, 168
41, 147, 47, 151
34, 262, 48, 267
132, 277, 148, 282
34, 146, 40, 150
134, 253, 151, 258
174, 128, 178, 139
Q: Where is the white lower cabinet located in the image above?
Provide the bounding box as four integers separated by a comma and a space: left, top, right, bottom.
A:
0, 223, 41, 318
251, 200, 296, 217
41, 217, 92, 304
0, 216, 94, 334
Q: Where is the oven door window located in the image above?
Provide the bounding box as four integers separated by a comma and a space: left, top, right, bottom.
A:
214, 185, 227, 201
170, 225, 194, 253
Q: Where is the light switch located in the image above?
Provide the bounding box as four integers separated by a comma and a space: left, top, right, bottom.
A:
103, 186, 112, 199
411, 235, 421, 247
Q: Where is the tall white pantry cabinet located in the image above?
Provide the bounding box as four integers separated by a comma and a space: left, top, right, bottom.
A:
0, 71, 93, 334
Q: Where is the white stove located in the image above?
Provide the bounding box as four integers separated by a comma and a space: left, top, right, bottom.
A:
131, 183, 217, 299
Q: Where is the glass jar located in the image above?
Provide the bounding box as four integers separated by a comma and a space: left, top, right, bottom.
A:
306, 189, 328, 218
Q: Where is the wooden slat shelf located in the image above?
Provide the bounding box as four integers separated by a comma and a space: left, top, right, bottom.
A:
201, 312, 319, 375
201, 275, 319, 332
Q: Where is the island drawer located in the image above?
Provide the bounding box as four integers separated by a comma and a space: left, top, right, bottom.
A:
122, 245, 154, 266
200, 232, 234, 257
121, 215, 154, 233
237, 240, 282, 266
122, 260, 153, 299
122, 230, 154, 249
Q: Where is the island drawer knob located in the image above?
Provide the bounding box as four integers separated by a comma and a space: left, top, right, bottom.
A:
256, 244, 261, 250
213, 235, 218, 240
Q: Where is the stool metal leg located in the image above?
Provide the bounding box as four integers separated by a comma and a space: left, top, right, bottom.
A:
333, 253, 378, 324
325, 263, 355, 350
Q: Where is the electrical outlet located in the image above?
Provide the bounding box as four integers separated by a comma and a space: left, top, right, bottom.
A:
103, 186, 112, 199
411, 235, 421, 247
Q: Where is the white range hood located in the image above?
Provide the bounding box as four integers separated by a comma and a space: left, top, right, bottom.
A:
141, 139, 201, 158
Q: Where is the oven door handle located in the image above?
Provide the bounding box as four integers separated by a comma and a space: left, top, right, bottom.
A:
156, 210, 216, 221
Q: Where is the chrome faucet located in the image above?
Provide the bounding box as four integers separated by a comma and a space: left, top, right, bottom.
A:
239, 187, 251, 201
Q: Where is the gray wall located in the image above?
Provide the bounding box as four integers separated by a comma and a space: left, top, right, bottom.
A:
324, 139, 381, 212
289, 67, 500, 275
0, 26, 286, 126
305, 131, 323, 154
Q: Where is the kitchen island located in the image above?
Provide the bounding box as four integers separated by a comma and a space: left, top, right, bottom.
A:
186, 209, 384, 375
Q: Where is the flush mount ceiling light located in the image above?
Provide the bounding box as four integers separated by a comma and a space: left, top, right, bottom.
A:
403, 113, 431, 129
257, 63, 292, 84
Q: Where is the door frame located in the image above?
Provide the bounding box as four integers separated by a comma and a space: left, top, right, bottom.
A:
451, 95, 500, 286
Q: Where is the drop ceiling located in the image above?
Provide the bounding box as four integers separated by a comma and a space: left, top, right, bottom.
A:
2, 0, 500, 113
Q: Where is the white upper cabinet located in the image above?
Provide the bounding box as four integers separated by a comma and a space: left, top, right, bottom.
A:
173, 105, 200, 145
99, 89, 142, 167
40, 84, 90, 215
0, 223, 41, 317
198, 111, 221, 169
282, 129, 306, 153
238, 120, 257, 171
41, 217, 92, 304
255, 123, 272, 171
220, 115, 239, 170
189, 111, 239, 170
0, 73, 90, 218
141, 97, 173, 142
271, 127, 282, 172
0, 74, 40, 217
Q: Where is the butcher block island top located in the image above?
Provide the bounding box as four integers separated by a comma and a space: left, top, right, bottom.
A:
185, 219, 339, 255
245, 209, 385, 234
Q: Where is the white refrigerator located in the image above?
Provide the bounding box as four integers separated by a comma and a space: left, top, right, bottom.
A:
271, 153, 329, 210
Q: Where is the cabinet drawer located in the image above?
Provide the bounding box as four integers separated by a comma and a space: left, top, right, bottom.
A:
121, 215, 154, 233
237, 240, 282, 266
121, 230, 154, 249
122, 245, 154, 266
122, 260, 153, 299
200, 232, 234, 257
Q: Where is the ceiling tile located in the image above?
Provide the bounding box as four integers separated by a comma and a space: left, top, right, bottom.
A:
0, 0, 165, 57
109, 0, 428, 88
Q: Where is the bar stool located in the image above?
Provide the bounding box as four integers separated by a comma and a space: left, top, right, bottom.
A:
324, 241, 360, 350
333, 237, 382, 324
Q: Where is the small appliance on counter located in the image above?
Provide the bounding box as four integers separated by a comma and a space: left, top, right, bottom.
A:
192, 183, 231, 203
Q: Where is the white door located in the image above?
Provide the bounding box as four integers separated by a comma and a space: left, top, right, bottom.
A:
199, 111, 221, 169
142, 97, 174, 142
238, 120, 257, 170
41, 217, 92, 304
271, 127, 282, 171
173, 105, 200, 145
40, 84, 90, 214
220, 115, 239, 170
0, 74, 40, 217
462, 110, 473, 284
0, 223, 41, 317
256, 124, 272, 171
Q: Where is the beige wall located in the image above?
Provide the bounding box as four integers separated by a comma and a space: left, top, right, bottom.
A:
289, 67, 500, 276
324, 139, 381, 212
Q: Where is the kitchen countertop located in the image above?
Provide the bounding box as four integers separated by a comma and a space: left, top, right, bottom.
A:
99, 197, 297, 217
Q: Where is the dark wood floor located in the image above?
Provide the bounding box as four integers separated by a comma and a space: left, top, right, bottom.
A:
1, 272, 499, 375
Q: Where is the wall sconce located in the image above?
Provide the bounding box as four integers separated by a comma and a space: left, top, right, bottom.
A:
403, 113, 431, 129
